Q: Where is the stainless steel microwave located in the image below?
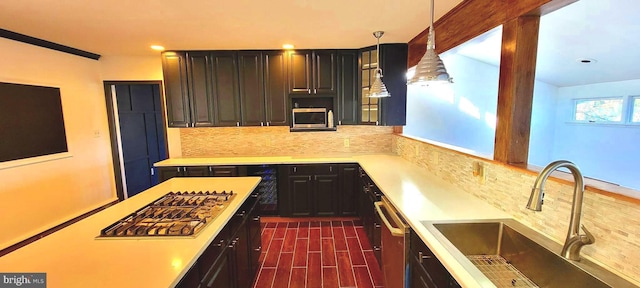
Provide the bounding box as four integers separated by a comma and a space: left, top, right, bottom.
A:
292, 108, 327, 128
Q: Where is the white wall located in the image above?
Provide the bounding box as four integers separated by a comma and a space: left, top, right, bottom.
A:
528, 80, 559, 166
0, 38, 116, 249
404, 54, 499, 158
551, 80, 640, 189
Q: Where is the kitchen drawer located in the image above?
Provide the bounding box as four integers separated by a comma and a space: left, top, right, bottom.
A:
210, 166, 238, 177
314, 164, 338, 175
287, 165, 316, 175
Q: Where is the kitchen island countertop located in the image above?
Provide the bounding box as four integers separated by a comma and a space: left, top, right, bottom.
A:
0, 177, 261, 288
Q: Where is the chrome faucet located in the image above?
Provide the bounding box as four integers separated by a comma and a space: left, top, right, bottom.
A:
527, 160, 595, 261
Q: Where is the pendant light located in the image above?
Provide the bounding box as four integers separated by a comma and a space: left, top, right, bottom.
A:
368, 31, 391, 98
407, 0, 452, 86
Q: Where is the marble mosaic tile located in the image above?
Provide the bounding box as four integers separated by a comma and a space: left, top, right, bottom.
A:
394, 135, 640, 281
180, 126, 394, 157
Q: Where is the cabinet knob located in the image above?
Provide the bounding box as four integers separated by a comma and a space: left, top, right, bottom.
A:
185, 123, 189, 127
261, 122, 264, 126
418, 251, 432, 264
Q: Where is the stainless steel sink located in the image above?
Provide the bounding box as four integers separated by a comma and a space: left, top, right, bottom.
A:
423, 219, 637, 288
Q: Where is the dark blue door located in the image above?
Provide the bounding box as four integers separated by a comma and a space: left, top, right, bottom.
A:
115, 84, 167, 198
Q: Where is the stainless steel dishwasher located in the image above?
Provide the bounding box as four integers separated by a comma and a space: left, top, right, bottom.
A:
375, 196, 410, 288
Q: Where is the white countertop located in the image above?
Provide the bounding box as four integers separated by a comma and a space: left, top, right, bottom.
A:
0, 177, 261, 288
154, 154, 511, 287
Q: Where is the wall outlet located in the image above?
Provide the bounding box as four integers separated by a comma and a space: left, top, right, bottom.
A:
343, 138, 350, 148
473, 162, 487, 184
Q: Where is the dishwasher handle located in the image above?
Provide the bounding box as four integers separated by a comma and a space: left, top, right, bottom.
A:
374, 201, 405, 237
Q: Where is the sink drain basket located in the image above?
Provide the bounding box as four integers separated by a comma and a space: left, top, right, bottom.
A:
467, 255, 539, 287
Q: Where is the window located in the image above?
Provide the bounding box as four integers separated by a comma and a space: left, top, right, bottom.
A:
632, 96, 640, 123
574, 98, 623, 122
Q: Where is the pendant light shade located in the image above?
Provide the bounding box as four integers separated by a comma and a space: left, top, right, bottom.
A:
407, 0, 453, 86
369, 31, 391, 98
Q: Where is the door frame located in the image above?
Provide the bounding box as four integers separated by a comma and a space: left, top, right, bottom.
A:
103, 80, 168, 201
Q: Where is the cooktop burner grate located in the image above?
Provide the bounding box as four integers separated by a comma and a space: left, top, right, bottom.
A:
99, 190, 235, 238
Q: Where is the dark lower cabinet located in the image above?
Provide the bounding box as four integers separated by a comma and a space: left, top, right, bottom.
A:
201, 247, 234, 288
358, 167, 382, 265
279, 164, 342, 217
314, 174, 339, 216
176, 192, 261, 288
338, 164, 359, 216
288, 175, 314, 217
409, 230, 460, 288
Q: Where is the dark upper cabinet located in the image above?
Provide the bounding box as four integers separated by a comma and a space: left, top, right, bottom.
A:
288, 50, 337, 95
238, 51, 266, 126
263, 51, 289, 126
211, 51, 242, 127
288, 50, 312, 94
359, 44, 408, 126
161, 52, 191, 127
313, 50, 337, 94
186, 51, 216, 127
337, 50, 359, 125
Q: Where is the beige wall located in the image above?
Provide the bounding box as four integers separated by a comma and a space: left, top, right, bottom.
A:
0, 38, 116, 249
181, 126, 394, 156
393, 135, 640, 280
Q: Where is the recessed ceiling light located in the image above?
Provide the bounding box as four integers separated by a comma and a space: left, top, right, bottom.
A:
151, 45, 165, 51
282, 44, 295, 50
577, 58, 597, 64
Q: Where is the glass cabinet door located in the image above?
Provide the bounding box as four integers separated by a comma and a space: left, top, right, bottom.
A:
361, 49, 379, 124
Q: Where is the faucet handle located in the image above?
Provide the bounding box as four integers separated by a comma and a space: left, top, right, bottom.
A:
580, 225, 595, 245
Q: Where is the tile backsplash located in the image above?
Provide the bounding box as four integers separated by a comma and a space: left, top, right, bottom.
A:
393, 135, 640, 280
180, 125, 393, 157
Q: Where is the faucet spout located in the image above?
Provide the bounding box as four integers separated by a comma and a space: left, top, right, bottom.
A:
526, 160, 595, 261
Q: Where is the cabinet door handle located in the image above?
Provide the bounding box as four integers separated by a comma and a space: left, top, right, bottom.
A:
293, 167, 297, 173
236, 210, 246, 217
309, 176, 312, 181
236, 122, 240, 126
373, 246, 381, 251
339, 120, 342, 125
267, 122, 270, 126
330, 166, 333, 172
308, 89, 311, 94
252, 216, 261, 221
314, 88, 317, 94
150, 168, 154, 176
176, 167, 181, 173
261, 122, 264, 126
418, 251, 432, 264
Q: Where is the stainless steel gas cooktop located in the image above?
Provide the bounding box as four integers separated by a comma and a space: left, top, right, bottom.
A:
99, 190, 235, 238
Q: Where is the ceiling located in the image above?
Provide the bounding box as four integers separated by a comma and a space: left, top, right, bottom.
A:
452, 0, 640, 87
0, 0, 462, 56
